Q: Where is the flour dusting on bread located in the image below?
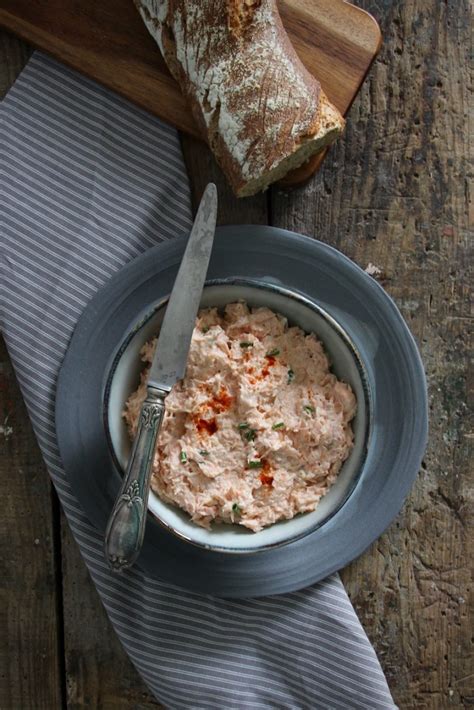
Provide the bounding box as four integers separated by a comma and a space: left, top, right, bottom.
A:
135, 0, 344, 196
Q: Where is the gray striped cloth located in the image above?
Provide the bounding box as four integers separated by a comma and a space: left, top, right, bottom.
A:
1, 53, 396, 709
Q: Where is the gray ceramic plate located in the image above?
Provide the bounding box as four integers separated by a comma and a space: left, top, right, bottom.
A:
56, 225, 428, 597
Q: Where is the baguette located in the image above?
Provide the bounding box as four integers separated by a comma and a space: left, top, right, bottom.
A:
135, 0, 345, 197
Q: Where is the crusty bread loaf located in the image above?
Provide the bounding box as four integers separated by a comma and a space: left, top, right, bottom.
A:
135, 0, 345, 197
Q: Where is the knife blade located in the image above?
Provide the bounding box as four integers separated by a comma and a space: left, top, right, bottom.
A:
105, 182, 217, 571
148, 182, 217, 391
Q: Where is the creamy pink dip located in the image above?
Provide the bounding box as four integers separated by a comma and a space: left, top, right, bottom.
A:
124, 303, 356, 531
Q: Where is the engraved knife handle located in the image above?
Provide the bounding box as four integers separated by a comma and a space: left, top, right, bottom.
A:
105, 386, 167, 571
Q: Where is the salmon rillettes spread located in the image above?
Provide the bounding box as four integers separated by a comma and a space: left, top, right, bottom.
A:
124, 303, 356, 532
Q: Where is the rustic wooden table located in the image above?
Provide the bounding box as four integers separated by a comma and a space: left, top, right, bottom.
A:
0, 1, 471, 708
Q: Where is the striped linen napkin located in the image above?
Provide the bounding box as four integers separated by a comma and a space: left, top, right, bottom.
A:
0, 52, 396, 709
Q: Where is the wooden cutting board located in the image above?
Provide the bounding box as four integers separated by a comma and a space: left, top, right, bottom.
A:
0, 0, 381, 188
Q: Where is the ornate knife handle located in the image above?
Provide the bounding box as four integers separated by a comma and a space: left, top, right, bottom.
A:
105, 386, 167, 571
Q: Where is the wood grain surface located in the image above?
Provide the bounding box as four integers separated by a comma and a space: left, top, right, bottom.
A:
0, 0, 472, 707
0, 0, 381, 187
0, 334, 63, 709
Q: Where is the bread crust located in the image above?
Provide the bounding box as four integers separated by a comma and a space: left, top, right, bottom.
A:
136, 0, 345, 196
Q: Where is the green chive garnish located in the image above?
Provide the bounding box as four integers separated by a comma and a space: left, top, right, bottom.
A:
232, 503, 241, 514
199, 449, 209, 456
245, 428, 257, 441
248, 460, 263, 469
272, 422, 285, 430
201, 326, 210, 333
266, 348, 280, 357
180, 451, 187, 463
287, 368, 295, 384
240, 341, 253, 348
238, 423, 249, 430
303, 405, 315, 414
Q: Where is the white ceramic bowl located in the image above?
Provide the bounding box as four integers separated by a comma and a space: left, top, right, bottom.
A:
105, 280, 370, 553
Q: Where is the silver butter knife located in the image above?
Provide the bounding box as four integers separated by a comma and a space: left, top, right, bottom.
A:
105, 183, 218, 571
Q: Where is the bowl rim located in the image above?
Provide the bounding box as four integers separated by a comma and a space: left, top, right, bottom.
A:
103, 276, 373, 554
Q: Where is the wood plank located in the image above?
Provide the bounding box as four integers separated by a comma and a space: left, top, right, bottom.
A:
0, 0, 381, 187
0, 21, 32, 92
270, 1, 472, 707
0, 341, 63, 707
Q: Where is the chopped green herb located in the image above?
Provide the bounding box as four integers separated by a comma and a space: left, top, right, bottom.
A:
238, 422, 249, 430
266, 348, 280, 357
179, 451, 187, 463
248, 460, 263, 469
272, 422, 285, 430
303, 405, 315, 415
240, 341, 253, 348
199, 449, 210, 456
232, 503, 241, 514
287, 368, 295, 384
201, 326, 210, 333
245, 428, 257, 441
